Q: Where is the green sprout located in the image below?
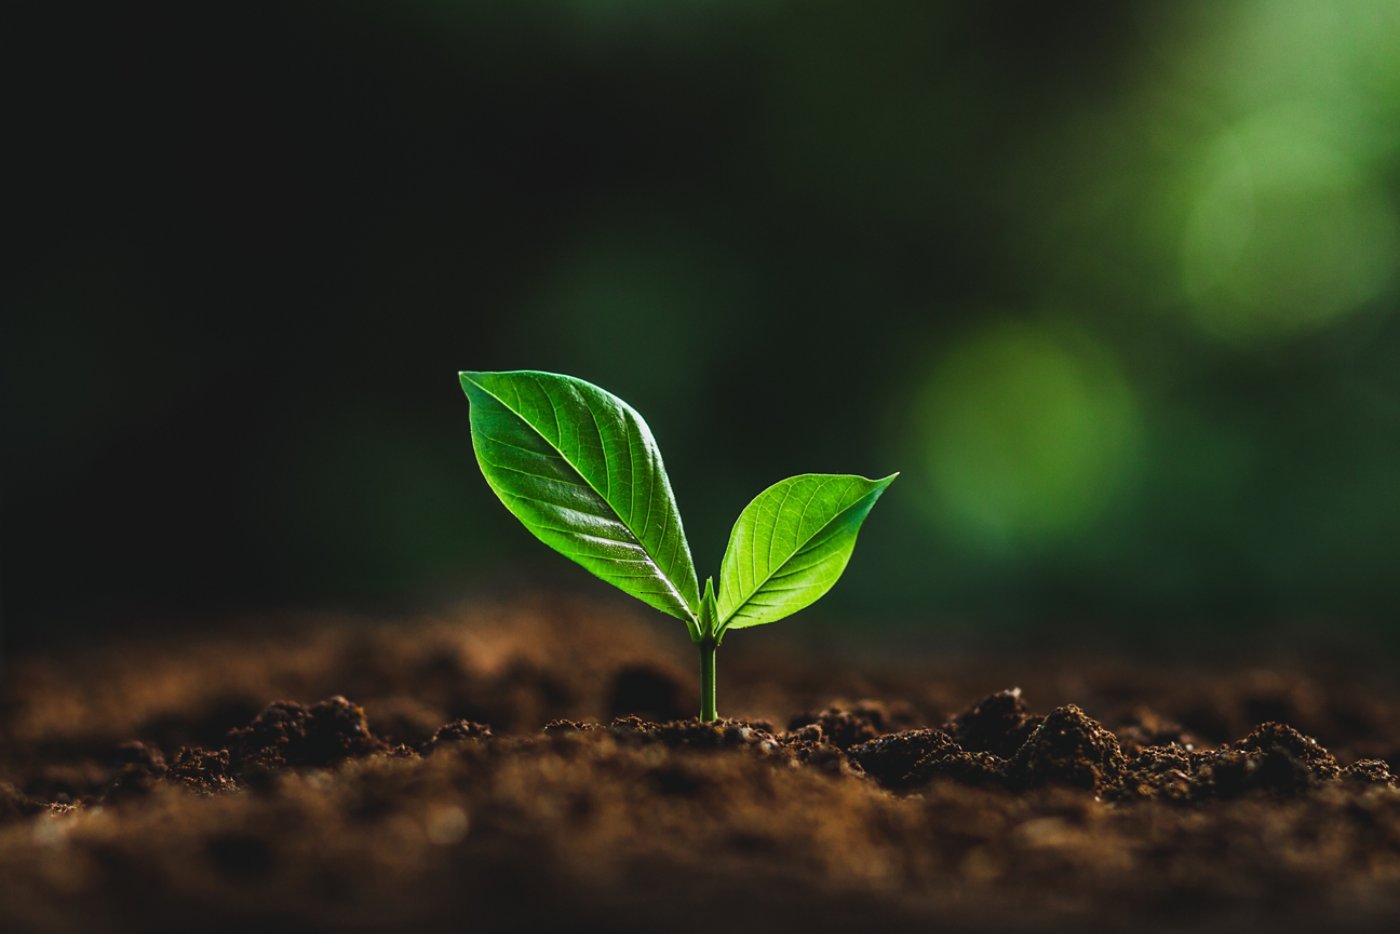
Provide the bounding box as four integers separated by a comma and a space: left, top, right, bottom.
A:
459, 370, 895, 722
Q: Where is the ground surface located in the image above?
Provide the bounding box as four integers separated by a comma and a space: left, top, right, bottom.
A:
3, 599, 1400, 932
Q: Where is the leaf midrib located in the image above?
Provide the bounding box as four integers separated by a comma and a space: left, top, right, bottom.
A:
466, 373, 698, 625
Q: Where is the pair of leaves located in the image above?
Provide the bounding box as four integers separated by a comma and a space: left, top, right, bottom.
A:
460, 370, 894, 640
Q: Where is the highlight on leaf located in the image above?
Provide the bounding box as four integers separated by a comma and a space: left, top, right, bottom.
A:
460, 370, 700, 637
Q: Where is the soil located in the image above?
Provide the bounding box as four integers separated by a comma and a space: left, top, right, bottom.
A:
3, 598, 1400, 932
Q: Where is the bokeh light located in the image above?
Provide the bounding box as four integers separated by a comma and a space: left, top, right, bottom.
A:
912, 321, 1142, 549
1178, 106, 1398, 342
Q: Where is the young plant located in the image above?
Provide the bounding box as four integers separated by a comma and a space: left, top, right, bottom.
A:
459, 370, 895, 722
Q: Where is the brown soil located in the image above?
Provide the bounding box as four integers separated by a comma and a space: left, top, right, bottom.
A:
3, 599, 1399, 932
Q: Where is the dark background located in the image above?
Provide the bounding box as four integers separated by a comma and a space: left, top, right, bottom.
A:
6, 1, 1399, 651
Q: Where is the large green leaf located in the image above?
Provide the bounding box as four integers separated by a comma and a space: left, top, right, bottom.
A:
716, 473, 895, 633
460, 370, 701, 630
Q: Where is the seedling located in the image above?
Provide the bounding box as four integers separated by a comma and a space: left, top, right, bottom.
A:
459, 370, 895, 722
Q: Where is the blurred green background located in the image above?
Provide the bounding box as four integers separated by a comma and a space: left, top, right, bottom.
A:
6, 0, 1399, 648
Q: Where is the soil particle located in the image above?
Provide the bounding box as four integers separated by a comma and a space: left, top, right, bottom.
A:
944, 688, 1042, 759
1117, 744, 1195, 802
1008, 704, 1127, 793
775, 725, 863, 777
167, 696, 392, 794
1233, 721, 1340, 780
791, 742, 862, 777
423, 720, 493, 754
606, 716, 783, 754
1190, 722, 1340, 800
848, 729, 960, 790
906, 748, 1009, 788
1190, 746, 1315, 798
228, 696, 384, 774
786, 702, 894, 749
1341, 759, 1397, 786
1117, 724, 1381, 803
167, 747, 235, 794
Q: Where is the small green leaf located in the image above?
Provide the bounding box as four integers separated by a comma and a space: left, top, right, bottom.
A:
716, 473, 896, 633
460, 370, 701, 633
699, 576, 718, 642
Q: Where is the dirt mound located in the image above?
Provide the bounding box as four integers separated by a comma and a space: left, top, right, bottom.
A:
2, 604, 1400, 932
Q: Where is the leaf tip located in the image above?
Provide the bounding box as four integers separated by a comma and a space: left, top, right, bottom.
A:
459, 371, 488, 396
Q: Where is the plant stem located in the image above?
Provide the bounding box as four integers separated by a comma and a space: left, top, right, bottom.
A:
699, 638, 717, 722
